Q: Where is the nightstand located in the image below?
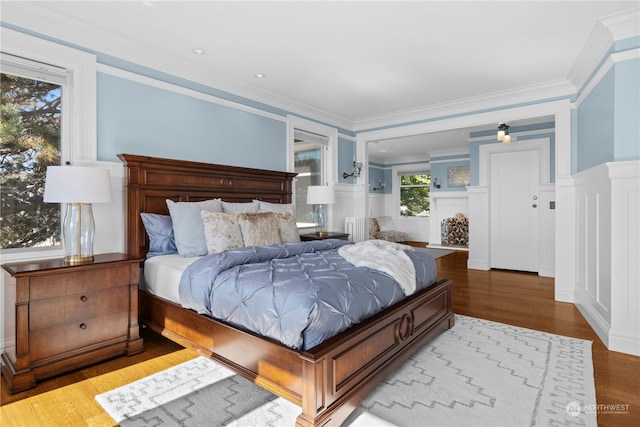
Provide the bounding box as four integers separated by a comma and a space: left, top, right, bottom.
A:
299, 232, 350, 241
1, 253, 144, 393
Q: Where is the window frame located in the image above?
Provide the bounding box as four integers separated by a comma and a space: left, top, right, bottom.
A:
393, 163, 431, 218
1, 27, 97, 262
287, 115, 338, 231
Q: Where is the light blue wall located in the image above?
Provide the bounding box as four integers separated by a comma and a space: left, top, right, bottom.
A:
576, 44, 639, 172
368, 162, 391, 193
430, 155, 470, 192
614, 58, 640, 161
338, 137, 357, 184
97, 73, 287, 170
577, 69, 616, 171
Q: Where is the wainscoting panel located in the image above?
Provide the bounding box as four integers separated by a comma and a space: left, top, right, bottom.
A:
573, 161, 639, 356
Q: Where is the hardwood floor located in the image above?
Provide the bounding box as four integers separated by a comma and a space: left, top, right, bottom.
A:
2, 250, 638, 426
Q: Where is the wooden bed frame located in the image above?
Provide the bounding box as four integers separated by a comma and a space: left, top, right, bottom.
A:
119, 153, 455, 427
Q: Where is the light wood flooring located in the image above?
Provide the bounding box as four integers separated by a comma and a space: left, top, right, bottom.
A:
2, 250, 639, 426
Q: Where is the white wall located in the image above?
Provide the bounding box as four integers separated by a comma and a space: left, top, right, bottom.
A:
573, 161, 640, 356
428, 192, 469, 247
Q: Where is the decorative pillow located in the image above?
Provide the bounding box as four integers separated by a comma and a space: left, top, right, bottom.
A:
237, 212, 282, 247
166, 198, 222, 257
376, 215, 395, 232
254, 199, 295, 214
369, 218, 380, 233
200, 211, 244, 254
222, 201, 259, 213
273, 212, 301, 243
140, 213, 177, 258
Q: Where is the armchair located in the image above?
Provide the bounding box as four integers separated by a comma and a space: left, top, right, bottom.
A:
369, 216, 409, 243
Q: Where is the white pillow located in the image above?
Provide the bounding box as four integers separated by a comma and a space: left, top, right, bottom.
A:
254, 199, 295, 213
222, 201, 259, 213
237, 212, 282, 246
166, 198, 222, 257
200, 211, 244, 254
376, 215, 395, 232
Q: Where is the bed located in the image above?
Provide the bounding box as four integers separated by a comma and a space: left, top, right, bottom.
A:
119, 153, 454, 427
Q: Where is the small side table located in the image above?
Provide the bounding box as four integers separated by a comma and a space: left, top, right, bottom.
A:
300, 232, 350, 241
1, 252, 144, 393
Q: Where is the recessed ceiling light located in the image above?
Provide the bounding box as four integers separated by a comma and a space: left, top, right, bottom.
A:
254, 73, 266, 79
192, 48, 205, 55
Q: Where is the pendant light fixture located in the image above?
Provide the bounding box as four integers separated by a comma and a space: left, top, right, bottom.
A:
497, 123, 511, 144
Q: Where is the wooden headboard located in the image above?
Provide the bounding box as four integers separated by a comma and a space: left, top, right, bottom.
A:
118, 154, 297, 259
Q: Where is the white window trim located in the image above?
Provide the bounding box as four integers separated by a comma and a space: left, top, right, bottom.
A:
1, 28, 97, 262
286, 115, 337, 183
286, 115, 338, 231
393, 163, 431, 218
1, 27, 97, 163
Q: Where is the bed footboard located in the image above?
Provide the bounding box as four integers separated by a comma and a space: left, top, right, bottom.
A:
296, 279, 453, 427
139, 279, 453, 426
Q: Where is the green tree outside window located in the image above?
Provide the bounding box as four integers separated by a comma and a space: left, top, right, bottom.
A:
1, 73, 62, 249
400, 174, 431, 217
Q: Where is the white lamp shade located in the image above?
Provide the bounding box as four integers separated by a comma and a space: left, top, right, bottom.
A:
44, 166, 112, 203
307, 185, 335, 205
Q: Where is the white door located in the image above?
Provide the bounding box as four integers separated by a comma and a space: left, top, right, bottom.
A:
490, 150, 539, 272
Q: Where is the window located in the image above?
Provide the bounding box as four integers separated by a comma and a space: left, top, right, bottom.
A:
287, 116, 337, 230
1, 28, 97, 259
399, 173, 431, 217
1, 58, 66, 251
294, 129, 328, 227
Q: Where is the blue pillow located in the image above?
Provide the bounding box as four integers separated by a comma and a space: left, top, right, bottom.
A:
166, 198, 223, 257
140, 213, 178, 258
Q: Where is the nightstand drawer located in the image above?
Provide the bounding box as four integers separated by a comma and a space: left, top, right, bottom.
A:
30, 264, 132, 300
30, 286, 129, 330
30, 311, 129, 362
1, 253, 144, 393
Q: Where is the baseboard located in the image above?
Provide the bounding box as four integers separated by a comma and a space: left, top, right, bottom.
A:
608, 328, 640, 356
538, 268, 555, 278
575, 303, 610, 348
467, 260, 490, 270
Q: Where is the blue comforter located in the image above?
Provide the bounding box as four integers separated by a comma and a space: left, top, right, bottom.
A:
179, 240, 438, 350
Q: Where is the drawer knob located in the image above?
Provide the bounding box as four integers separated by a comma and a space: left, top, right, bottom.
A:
79, 323, 87, 330
80, 295, 88, 302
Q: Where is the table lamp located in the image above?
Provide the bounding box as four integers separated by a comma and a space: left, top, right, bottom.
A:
307, 185, 335, 237
44, 165, 112, 265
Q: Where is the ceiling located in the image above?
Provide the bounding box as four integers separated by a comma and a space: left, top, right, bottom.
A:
2, 1, 637, 162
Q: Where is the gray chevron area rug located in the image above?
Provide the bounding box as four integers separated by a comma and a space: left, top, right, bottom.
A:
96, 315, 596, 427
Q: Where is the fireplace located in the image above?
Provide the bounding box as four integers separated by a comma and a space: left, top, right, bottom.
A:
441, 213, 469, 248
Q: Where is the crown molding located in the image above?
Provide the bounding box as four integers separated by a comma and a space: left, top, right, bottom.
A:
1, 2, 353, 131
352, 79, 575, 132
568, 8, 639, 95
4, 2, 633, 137
602, 7, 640, 40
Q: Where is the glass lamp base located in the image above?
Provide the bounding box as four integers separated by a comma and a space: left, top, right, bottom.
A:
315, 231, 328, 237
63, 203, 96, 266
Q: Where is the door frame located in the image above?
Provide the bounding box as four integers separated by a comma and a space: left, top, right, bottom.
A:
480, 137, 551, 273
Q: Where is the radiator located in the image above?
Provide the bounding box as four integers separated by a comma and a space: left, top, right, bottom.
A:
344, 217, 368, 242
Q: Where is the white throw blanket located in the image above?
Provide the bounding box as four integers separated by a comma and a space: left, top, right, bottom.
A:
338, 239, 416, 295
